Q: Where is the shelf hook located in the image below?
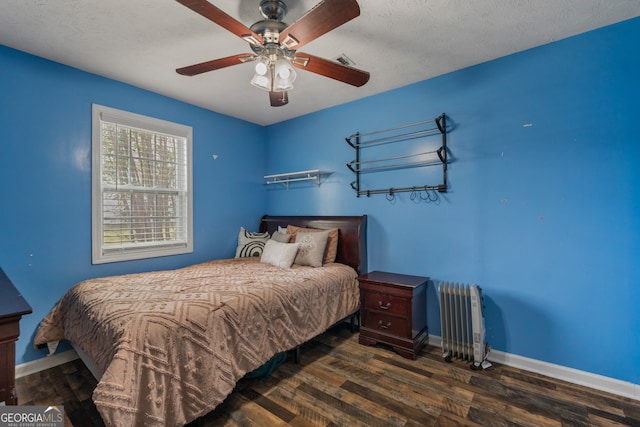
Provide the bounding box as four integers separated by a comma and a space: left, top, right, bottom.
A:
410, 187, 419, 201
386, 188, 395, 202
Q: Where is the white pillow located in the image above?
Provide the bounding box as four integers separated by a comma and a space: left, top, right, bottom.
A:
260, 240, 300, 268
270, 230, 291, 243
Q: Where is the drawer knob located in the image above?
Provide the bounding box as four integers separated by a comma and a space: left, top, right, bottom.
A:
378, 320, 392, 329
378, 301, 391, 310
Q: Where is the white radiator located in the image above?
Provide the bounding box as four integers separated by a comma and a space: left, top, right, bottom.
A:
438, 282, 490, 369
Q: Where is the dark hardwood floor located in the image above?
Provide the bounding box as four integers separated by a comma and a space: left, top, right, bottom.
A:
15, 324, 640, 426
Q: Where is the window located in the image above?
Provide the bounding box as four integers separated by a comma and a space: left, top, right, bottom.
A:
92, 104, 193, 264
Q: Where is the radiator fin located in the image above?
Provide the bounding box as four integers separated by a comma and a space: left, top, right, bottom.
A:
438, 282, 488, 367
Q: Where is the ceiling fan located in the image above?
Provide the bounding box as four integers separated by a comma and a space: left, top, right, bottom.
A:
175, 0, 370, 107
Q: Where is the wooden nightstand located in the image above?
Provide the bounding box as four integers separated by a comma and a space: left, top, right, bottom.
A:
358, 271, 428, 360
0, 268, 32, 405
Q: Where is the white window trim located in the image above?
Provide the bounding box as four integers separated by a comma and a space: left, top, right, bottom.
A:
91, 104, 193, 264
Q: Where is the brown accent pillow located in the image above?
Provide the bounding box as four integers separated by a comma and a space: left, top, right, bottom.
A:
287, 225, 339, 264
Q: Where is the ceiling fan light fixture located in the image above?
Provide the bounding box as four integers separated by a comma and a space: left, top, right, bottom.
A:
274, 58, 294, 80
251, 71, 271, 91
255, 58, 269, 75
273, 76, 294, 91
277, 66, 290, 80
273, 58, 296, 91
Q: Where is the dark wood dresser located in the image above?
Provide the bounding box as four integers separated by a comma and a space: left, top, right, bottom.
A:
0, 267, 32, 405
358, 271, 428, 360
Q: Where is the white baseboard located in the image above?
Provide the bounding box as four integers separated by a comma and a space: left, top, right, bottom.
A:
17, 338, 640, 401
15, 350, 79, 379
429, 335, 639, 401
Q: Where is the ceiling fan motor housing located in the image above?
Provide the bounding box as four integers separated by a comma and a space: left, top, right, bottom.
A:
250, 19, 287, 43
259, 0, 287, 20
250, 1, 289, 55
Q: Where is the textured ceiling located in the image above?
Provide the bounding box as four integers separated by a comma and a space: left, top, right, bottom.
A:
1, 0, 639, 125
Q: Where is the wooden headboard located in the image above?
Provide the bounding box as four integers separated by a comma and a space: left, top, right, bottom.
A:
259, 215, 368, 275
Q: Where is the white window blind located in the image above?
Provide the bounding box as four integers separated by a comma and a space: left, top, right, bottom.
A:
92, 104, 193, 264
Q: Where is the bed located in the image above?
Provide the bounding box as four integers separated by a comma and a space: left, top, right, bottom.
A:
34, 215, 367, 427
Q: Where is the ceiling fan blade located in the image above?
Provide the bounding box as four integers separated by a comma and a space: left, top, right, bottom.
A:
177, 53, 256, 76
278, 0, 360, 50
269, 91, 289, 107
292, 53, 370, 87
176, 0, 263, 45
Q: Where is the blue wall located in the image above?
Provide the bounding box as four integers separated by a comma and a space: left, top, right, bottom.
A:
264, 18, 640, 385
0, 46, 267, 364
1, 16, 638, 388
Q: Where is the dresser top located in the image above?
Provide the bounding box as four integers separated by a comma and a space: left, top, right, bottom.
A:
0, 268, 33, 319
358, 271, 429, 288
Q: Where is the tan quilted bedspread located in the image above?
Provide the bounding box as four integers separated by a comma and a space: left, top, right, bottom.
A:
34, 257, 359, 426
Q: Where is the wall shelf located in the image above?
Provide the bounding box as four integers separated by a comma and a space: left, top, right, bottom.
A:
264, 169, 331, 189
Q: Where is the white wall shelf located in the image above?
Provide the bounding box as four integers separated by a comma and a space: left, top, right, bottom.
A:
264, 169, 331, 189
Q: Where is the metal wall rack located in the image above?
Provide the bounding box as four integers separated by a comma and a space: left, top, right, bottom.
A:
346, 113, 447, 198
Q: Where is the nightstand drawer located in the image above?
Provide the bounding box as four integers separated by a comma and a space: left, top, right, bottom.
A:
362, 292, 409, 317
362, 311, 410, 338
